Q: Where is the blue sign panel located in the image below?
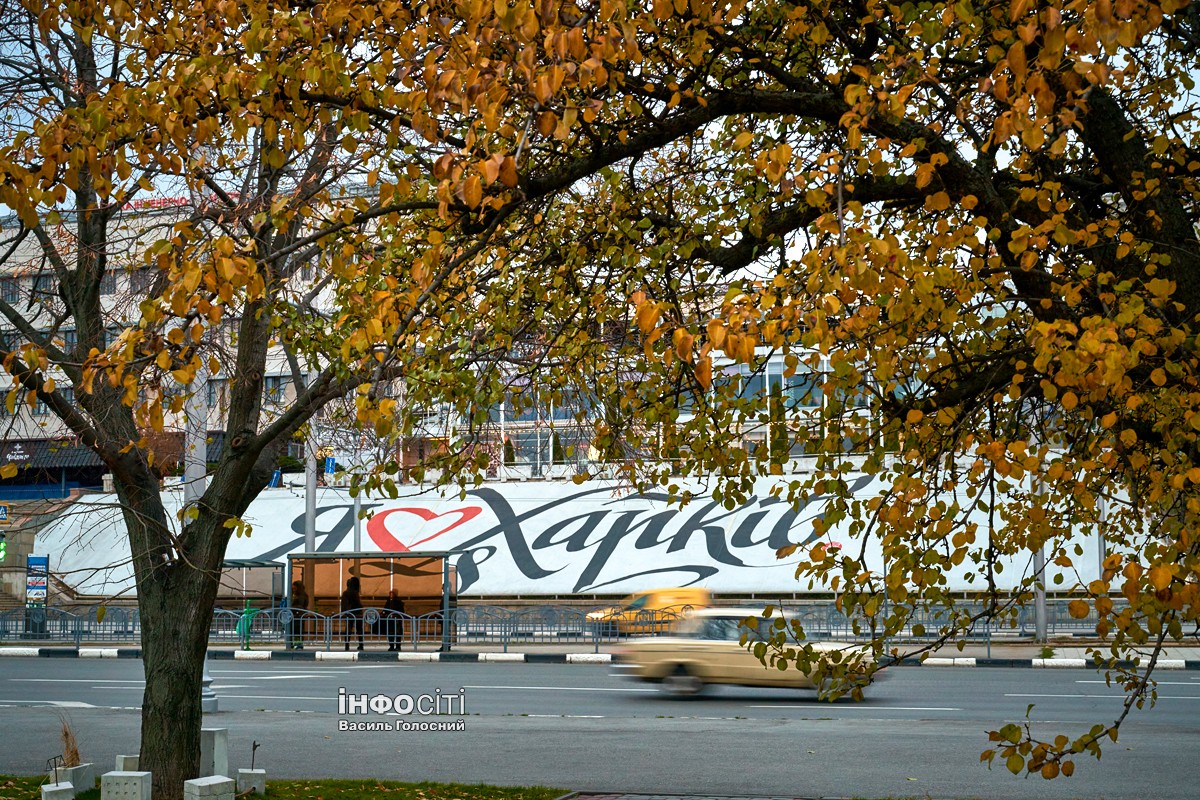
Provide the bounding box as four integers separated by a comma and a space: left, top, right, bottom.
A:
324, 457, 336, 474
26, 555, 49, 608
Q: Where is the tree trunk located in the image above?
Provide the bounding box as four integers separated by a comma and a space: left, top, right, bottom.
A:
137, 558, 221, 800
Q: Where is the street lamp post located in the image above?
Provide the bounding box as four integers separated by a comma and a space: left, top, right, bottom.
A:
185, 374, 218, 713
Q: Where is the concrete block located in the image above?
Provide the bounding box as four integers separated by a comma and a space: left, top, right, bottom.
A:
80, 648, 120, 658
101, 771, 151, 800
58, 764, 95, 796
115, 756, 139, 771
923, 657, 957, 666
234, 650, 271, 661
1157, 659, 1186, 670
41, 782, 74, 800
237, 769, 266, 795
478, 652, 524, 662
199, 728, 228, 778
394, 652, 438, 662
566, 653, 611, 664
315, 651, 357, 661
183, 775, 235, 800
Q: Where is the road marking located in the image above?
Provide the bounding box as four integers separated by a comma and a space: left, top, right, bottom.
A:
211, 669, 349, 674
750, 705, 962, 711
1007, 693, 1200, 699
462, 684, 656, 693
9, 678, 144, 683
238, 675, 325, 681
1075, 680, 1200, 686
524, 714, 606, 718
212, 694, 331, 700
346, 665, 415, 669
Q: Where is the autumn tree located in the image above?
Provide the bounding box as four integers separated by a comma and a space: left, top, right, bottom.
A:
5, 0, 1200, 791
497, 0, 1200, 780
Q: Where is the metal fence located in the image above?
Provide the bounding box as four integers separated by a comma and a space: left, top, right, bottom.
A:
0, 600, 1132, 652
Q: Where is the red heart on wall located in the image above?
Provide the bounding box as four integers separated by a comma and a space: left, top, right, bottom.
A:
366, 506, 482, 552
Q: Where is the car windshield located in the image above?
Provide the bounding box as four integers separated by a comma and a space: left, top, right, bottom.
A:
676, 616, 771, 641
622, 594, 649, 610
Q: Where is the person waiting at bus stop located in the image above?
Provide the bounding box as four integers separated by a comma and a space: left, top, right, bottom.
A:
289, 580, 308, 649
341, 576, 364, 651
384, 589, 406, 651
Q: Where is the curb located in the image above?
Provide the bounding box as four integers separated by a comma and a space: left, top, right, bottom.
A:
2, 648, 1198, 669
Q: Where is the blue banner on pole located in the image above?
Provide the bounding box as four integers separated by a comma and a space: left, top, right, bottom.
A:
324, 457, 336, 474
269, 469, 282, 488
26, 555, 49, 608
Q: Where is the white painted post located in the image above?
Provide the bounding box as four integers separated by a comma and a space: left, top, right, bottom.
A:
237, 770, 267, 795
199, 728, 229, 778
41, 783, 73, 800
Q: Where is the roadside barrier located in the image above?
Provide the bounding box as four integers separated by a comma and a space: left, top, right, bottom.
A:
0, 600, 1124, 652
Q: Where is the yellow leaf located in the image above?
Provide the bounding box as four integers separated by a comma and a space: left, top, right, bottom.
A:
1067, 599, 1089, 619
0, 463, 17, 479
636, 302, 660, 334
1148, 565, 1173, 591
462, 173, 482, 208
694, 356, 712, 390
673, 328, 694, 362
707, 319, 726, 350
732, 131, 754, 150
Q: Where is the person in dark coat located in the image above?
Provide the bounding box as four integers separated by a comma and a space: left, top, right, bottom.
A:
383, 589, 407, 651
289, 580, 309, 649
341, 576, 364, 651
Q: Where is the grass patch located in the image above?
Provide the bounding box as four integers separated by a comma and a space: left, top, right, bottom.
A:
1, 777, 565, 800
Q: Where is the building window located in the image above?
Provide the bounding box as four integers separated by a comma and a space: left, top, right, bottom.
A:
99, 271, 117, 295
32, 275, 56, 303
0, 278, 18, 303
263, 376, 285, 404
207, 378, 227, 409
131, 269, 154, 293
33, 395, 48, 416
61, 329, 77, 353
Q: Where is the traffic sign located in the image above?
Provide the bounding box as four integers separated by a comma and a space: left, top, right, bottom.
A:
0, 502, 9, 524
324, 457, 336, 474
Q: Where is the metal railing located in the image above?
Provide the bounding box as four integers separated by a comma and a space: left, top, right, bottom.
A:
0, 600, 1135, 652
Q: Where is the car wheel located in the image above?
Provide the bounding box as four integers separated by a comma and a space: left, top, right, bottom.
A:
661, 665, 704, 696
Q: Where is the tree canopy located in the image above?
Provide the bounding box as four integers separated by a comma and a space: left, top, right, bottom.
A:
2, 0, 1199, 793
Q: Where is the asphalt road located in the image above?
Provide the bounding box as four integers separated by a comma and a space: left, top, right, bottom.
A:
1, 659, 1197, 799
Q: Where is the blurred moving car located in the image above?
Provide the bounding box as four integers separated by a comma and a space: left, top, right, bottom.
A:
586, 587, 711, 636
612, 607, 879, 696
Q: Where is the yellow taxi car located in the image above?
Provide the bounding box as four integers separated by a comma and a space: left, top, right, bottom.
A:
612, 607, 879, 696
585, 587, 711, 636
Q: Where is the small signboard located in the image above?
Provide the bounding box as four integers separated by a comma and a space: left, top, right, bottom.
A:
0, 502, 9, 525
324, 457, 336, 474
26, 555, 49, 607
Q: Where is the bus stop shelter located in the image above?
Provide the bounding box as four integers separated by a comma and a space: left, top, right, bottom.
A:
286, 551, 458, 650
